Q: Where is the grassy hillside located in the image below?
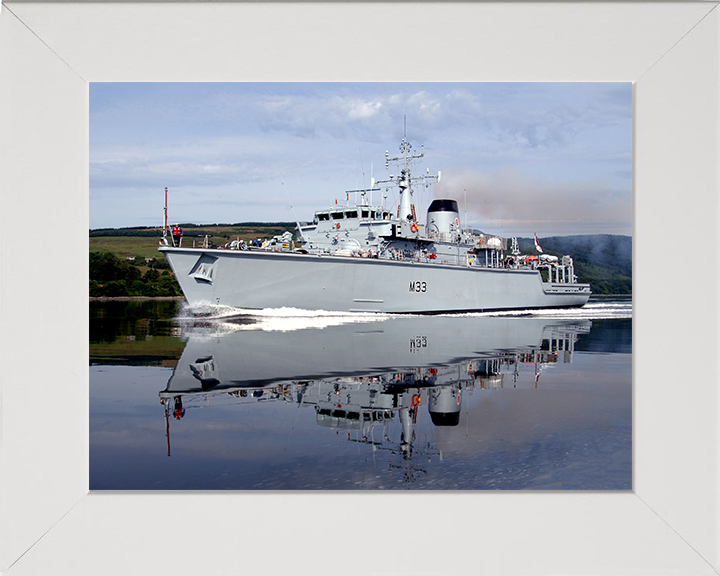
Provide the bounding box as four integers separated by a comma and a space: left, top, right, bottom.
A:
89, 235, 167, 259
90, 223, 296, 259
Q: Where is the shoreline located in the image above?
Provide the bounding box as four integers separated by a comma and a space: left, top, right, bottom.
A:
590, 294, 632, 298
89, 296, 185, 302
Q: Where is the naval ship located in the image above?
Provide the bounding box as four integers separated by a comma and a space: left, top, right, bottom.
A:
159, 136, 591, 313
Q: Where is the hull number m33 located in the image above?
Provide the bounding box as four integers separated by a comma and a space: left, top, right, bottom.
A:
409, 281, 427, 293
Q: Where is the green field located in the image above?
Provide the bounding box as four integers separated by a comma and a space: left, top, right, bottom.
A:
89, 224, 296, 259
90, 236, 167, 259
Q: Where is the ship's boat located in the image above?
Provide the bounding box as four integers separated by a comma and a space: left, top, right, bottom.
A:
159, 136, 590, 313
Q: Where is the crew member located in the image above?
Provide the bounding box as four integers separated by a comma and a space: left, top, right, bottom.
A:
172, 224, 183, 247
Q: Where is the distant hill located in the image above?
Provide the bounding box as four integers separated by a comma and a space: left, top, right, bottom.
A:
518, 234, 632, 294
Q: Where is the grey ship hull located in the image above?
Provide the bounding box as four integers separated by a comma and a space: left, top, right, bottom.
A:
159, 246, 590, 313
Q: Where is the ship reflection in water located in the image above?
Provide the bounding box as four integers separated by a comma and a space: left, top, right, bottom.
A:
153, 313, 630, 489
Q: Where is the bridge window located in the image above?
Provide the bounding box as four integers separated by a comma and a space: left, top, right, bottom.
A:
331, 212, 344, 220
345, 210, 358, 219
317, 213, 329, 221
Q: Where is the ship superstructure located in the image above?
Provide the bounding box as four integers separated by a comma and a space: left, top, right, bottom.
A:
159, 135, 590, 313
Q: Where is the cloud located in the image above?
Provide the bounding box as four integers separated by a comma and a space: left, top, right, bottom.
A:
90, 83, 632, 231
436, 166, 631, 236
255, 88, 498, 143
90, 134, 305, 190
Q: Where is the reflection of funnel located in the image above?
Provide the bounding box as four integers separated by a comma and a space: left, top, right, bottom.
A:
428, 386, 462, 426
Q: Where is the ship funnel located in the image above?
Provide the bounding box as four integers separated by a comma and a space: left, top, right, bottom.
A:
426, 199, 460, 238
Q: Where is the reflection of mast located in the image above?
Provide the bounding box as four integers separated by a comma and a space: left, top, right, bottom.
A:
399, 392, 420, 450
341, 386, 444, 487
395, 400, 424, 486
162, 395, 187, 457
164, 400, 171, 457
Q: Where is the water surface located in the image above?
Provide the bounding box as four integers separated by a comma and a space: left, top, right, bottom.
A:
90, 297, 632, 490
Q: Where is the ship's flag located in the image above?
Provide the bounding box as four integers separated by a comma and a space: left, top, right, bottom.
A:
534, 233, 543, 253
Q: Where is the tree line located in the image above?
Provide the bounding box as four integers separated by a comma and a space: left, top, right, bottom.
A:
89, 222, 297, 237
89, 252, 181, 297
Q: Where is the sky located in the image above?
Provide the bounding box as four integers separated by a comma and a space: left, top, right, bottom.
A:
90, 82, 632, 237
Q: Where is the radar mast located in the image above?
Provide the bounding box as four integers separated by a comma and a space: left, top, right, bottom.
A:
376, 122, 439, 223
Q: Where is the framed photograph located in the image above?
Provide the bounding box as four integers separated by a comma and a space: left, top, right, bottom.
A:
88, 80, 633, 493
1, 2, 718, 575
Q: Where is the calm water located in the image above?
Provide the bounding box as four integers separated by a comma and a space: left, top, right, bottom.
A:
90, 297, 632, 490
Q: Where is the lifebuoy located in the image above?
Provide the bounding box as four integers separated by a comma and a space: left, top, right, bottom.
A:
410, 223, 418, 233
335, 223, 340, 229
411, 394, 420, 407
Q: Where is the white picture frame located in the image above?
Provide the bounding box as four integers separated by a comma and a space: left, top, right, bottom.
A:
1, 2, 718, 574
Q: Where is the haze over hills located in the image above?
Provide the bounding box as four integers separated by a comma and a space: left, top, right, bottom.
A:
517, 234, 631, 294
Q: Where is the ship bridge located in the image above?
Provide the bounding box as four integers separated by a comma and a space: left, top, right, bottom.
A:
314, 207, 392, 223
